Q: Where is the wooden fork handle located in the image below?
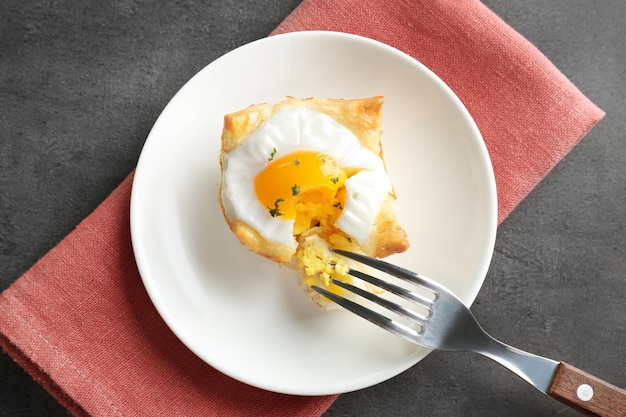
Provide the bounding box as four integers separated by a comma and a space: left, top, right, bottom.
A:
547, 362, 625, 416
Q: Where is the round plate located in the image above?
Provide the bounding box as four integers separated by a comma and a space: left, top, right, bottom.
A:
130, 31, 497, 396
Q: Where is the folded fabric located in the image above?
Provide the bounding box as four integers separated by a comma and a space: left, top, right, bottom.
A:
0, 0, 604, 416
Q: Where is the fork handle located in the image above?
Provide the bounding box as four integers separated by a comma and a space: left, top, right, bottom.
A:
548, 362, 626, 417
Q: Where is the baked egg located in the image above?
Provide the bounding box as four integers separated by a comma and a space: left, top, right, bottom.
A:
219, 97, 409, 306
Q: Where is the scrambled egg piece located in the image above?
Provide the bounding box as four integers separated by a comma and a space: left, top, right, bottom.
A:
296, 233, 351, 298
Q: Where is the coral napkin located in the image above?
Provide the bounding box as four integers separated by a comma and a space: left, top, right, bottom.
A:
0, 0, 604, 416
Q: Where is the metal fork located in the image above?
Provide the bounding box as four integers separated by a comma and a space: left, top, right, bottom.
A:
312, 250, 625, 417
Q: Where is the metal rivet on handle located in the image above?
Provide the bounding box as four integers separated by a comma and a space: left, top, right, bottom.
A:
576, 384, 594, 401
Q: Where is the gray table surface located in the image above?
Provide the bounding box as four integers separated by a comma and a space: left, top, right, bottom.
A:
1, 1, 624, 416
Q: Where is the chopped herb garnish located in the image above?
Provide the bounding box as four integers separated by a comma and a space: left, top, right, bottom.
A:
293, 159, 300, 166
268, 198, 284, 217
333, 202, 343, 209
346, 236, 352, 243
330, 177, 339, 184
291, 184, 300, 196
268, 147, 277, 161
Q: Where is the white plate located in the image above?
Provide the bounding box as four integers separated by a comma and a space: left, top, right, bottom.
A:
130, 31, 497, 396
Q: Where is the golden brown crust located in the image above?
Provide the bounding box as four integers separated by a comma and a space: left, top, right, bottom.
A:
219, 96, 409, 264
225, 219, 294, 264
362, 196, 410, 258
221, 96, 384, 155
221, 103, 274, 153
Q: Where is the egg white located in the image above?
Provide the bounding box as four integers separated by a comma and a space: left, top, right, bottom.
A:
220, 106, 391, 250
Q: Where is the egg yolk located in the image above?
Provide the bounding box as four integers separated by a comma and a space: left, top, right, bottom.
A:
254, 151, 348, 235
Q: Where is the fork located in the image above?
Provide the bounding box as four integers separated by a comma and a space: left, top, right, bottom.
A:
312, 250, 625, 417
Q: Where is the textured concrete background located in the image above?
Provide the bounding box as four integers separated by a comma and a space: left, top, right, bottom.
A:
1, 1, 624, 416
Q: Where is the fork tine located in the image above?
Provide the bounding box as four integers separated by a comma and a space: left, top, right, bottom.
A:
333, 249, 443, 293
348, 268, 434, 309
311, 285, 422, 343
330, 277, 430, 324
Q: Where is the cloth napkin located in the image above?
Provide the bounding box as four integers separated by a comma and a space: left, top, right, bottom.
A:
0, 0, 604, 416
